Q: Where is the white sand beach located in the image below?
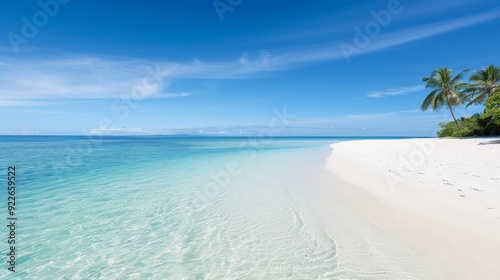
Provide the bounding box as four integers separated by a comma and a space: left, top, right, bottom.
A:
325, 138, 500, 279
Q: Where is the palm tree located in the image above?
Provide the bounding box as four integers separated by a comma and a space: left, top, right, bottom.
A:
465, 65, 500, 107
421, 67, 469, 130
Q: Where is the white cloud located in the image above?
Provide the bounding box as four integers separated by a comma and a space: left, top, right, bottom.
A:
0, 51, 290, 106
0, 56, 204, 103
0, 56, 181, 101
0, 10, 497, 106
366, 85, 425, 98
157, 92, 191, 98
0, 99, 45, 107
359, 10, 500, 56
0, 129, 39, 135
89, 127, 148, 135
79, 108, 449, 136
267, 10, 500, 66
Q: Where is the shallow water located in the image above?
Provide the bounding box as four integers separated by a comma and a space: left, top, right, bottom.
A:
0, 136, 442, 279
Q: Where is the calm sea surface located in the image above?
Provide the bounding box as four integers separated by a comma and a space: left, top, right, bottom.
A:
0, 136, 431, 279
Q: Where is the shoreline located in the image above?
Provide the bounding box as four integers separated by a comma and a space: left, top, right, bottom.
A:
325, 138, 500, 279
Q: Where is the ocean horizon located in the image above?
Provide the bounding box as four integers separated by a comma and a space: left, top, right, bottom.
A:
2, 0, 499, 277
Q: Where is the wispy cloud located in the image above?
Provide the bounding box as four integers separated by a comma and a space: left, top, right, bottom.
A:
0, 100, 46, 107
186, 10, 500, 70
366, 85, 425, 98
154, 92, 191, 98
269, 10, 500, 65
360, 9, 500, 55
89, 127, 149, 135
79, 108, 451, 136
0, 56, 196, 101
0, 9, 497, 106
0, 52, 286, 105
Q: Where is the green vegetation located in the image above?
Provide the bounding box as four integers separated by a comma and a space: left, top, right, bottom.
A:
421, 65, 500, 137
465, 65, 500, 107
421, 67, 469, 130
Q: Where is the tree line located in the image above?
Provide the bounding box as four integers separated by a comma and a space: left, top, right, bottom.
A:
420, 65, 500, 137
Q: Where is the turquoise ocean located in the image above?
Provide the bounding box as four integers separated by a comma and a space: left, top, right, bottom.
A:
0, 136, 440, 279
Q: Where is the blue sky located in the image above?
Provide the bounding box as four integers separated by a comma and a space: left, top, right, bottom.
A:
1, 0, 499, 136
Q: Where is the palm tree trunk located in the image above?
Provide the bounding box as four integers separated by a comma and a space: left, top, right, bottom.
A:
448, 103, 461, 130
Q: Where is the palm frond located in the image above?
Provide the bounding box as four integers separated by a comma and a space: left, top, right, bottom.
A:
466, 93, 489, 107
420, 90, 438, 111
468, 65, 500, 104
450, 68, 470, 86
433, 90, 446, 110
